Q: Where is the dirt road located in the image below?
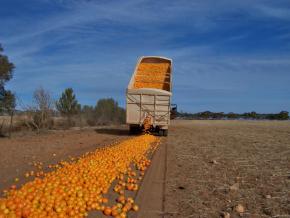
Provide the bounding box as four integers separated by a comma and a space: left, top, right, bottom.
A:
0, 126, 128, 192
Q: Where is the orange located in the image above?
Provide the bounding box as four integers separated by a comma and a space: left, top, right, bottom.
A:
103, 207, 112, 216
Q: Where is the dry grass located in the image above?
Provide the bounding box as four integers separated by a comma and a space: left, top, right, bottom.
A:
164, 120, 290, 218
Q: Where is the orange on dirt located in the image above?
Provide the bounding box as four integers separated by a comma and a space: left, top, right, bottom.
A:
132, 204, 139, 211
103, 207, 112, 216
0, 135, 159, 218
117, 195, 126, 204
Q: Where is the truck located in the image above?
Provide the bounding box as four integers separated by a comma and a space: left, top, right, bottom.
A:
126, 56, 173, 136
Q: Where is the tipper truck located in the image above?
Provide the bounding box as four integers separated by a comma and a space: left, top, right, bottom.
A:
126, 56, 173, 136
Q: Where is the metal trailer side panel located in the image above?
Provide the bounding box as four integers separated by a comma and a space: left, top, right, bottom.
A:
126, 89, 171, 129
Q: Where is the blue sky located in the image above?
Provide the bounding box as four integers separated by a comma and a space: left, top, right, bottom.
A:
1, 0, 290, 113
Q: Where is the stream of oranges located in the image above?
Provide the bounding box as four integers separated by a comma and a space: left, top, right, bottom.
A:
0, 135, 159, 218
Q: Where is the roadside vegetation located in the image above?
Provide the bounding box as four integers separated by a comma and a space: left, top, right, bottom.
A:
177, 110, 289, 120
0, 43, 125, 137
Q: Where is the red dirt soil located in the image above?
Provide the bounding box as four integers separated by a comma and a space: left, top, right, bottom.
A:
0, 127, 128, 192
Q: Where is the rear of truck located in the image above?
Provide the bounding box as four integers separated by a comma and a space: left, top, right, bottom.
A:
126, 56, 172, 136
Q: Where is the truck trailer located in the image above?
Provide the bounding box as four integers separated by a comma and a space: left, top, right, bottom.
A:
126, 56, 173, 136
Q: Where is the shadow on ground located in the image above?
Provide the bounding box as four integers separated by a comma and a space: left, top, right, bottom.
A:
94, 128, 132, 136
94, 127, 162, 137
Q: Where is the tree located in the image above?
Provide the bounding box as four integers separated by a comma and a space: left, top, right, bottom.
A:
32, 87, 54, 129
0, 45, 14, 85
242, 111, 257, 119
76, 103, 82, 128
212, 112, 224, 119
56, 88, 79, 126
277, 111, 289, 120
95, 98, 125, 125
82, 105, 96, 126
0, 44, 15, 136
249, 111, 257, 119
227, 112, 238, 119
0, 44, 15, 112
199, 111, 211, 119
0, 90, 16, 137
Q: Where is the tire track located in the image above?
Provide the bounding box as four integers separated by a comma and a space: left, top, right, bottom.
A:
161, 139, 168, 218
131, 138, 168, 218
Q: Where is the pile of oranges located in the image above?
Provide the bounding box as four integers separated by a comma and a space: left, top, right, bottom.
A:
133, 62, 170, 91
0, 135, 159, 218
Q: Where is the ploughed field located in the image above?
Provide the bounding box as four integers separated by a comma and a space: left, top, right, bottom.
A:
0, 121, 289, 218
164, 120, 290, 218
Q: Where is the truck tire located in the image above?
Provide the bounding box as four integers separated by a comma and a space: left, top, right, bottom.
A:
129, 125, 139, 134
163, 129, 168, 137
158, 129, 168, 137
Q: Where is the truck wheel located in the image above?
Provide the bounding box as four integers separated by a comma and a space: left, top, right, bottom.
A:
129, 125, 139, 134
163, 129, 168, 137
158, 129, 168, 137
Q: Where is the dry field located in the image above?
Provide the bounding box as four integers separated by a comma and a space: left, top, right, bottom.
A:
163, 120, 290, 218
0, 120, 289, 218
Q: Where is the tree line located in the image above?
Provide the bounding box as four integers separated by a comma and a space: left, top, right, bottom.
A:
18, 87, 125, 129
177, 111, 289, 120
0, 44, 125, 136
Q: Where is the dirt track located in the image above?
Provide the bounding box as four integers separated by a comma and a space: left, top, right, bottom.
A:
0, 121, 290, 217
0, 126, 128, 192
